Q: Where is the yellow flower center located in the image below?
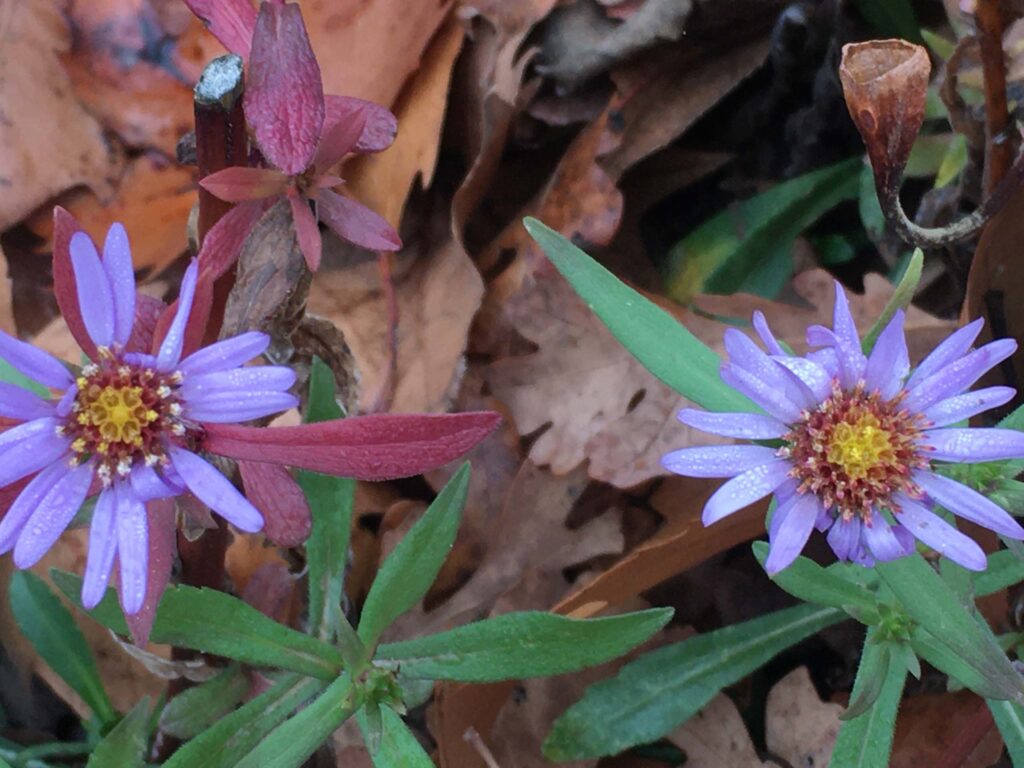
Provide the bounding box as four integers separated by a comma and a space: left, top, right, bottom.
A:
81, 385, 157, 447
825, 414, 896, 481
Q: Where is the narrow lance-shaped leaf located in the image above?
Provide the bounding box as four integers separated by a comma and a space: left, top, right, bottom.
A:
360, 706, 434, 768
752, 541, 879, 620
358, 463, 471, 648
543, 604, 845, 760
523, 217, 756, 414
164, 675, 326, 768
234, 674, 360, 768
52, 570, 343, 680
988, 698, 1024, 765
910, 626, 1011, 700
301, 357, 354, 642
376, 608, 672, 683
840, 628, 891, 721
876, 555, 1024, 702
159, 665, 248, 740
831, 628, 906, 768
9, 572, 117, 726
86, 699, 152, 768
861, 247, 923, 353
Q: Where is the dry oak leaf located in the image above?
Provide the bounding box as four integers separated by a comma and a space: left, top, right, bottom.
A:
668, 693, 781, 768
488, 268, 955, 489
0, 0, 117, 230
310, 238, 484, 413
765, 667, 841, 768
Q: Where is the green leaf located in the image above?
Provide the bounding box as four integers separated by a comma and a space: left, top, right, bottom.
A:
980, 551, 1024, 597
234, 674, 359, 768
861, 248, 923, 354
859, 164, 886, 239
0, 358, 49, 397
876, 555, 1024, 702
523, 218, 755, 414
910, 626, 1006, 698
86, 699, 151, 768
358, 464, 470, 649
989, 698, 1024, 764
361, 706, 434, 768
542, 604, 844, 760
159, 665, 248, 740
852, 0, 921, 42
164, 675, 325, 768
831, 636, 906, 767
840, 629, 891, 721
52, 570, 344, 680
921, 29, 956, 60
377, 608, 672, 682
752, 542, 878, 618
664, 158, 860, 300
935, 134, 967, 188
301, 357, 355, 643
9, 572, 116, 726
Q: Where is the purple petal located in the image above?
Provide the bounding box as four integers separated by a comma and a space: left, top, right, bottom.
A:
82, 487, 119, 609
168, 446, 263, 532
12, 462, 93, 568
720, 363, 803, 423
702, 460, 792, 525
907, 318, 984, 389
102, 223, 136, 347
914, 470, 1024, 539
765, 492, 821, 574
922, 386, 1016, 427
0, 419, 71, 488
903, 339, 1016, 412
861, 510, 914, 562
752, 311, 785, 355
0, 383, 54, 420
921, 428, 1024, 462
156, 261, 199, 371
184, 392, 299, 423
831, 281, 860, 349
116, 487, 149, 615
827, 516, 862, 561
818, 326, 867, 390
772, 356, 833, 403
178, 332, 270, 377
0, 331, 74, 389
0, 462, 70, 554
864, 310, 909, 399
724, 329, 814, 409
70, 232, 115, 349
662, 445, 782, 478
129, 464, 183, 502
180, 366, 296, 400
56, 385, 77, 417
677, 409, 788, 440
806, 324, 833, 348
894, 494, 987, 571
808, 347, 840, 379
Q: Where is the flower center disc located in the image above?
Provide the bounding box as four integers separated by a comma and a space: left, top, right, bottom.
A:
67, 362, 183, 480
784, 384, 926, 519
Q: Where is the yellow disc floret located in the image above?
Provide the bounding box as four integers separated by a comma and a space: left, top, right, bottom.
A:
825, 414, 896, 481
85, 385, 152, 445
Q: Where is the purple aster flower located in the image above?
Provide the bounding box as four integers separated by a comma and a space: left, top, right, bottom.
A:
662, 282, 1024, 575
0, 224, 297, 615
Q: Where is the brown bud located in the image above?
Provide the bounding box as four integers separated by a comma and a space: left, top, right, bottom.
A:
839, 40, 930, 202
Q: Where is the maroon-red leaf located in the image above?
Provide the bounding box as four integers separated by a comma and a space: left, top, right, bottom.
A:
183, 0, 258, 59
245, 1, 324, 175
52, 206, 97, 359
324, 95, 398, 154
125, 498, 176, 647
238, 460, 311, 548
202, 412, 502, 481
315, 188, 402, 252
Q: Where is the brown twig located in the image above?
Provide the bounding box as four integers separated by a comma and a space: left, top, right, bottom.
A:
975, 0, 1014, 195
193, 54, 248, 344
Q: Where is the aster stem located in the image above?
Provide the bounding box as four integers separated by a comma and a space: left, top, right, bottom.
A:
976, 0, 1014, 196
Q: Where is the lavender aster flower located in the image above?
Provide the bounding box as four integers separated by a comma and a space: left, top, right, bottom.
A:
662, 282, 1024, 575
0, 224, 297, 615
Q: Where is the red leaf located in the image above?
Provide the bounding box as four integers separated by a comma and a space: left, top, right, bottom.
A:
202, 412, 502, 481
125, 294, 166, 354
52, 206, 97, 359
197, 200, 266, 282
125, 498, 176, 647
288, 192, 322, 271
182, 0, 258, 59
245, 2, 324, 175
0, 477, 31, 518
324, 95, 397, 154
238, 460, 311, 547
313, 106, 366, 174
199, 166, 290, 202
315, 188, 401, 252
151, 272, 214, 361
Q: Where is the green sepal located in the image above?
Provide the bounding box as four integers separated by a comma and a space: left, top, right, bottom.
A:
86, 699, 152, 768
